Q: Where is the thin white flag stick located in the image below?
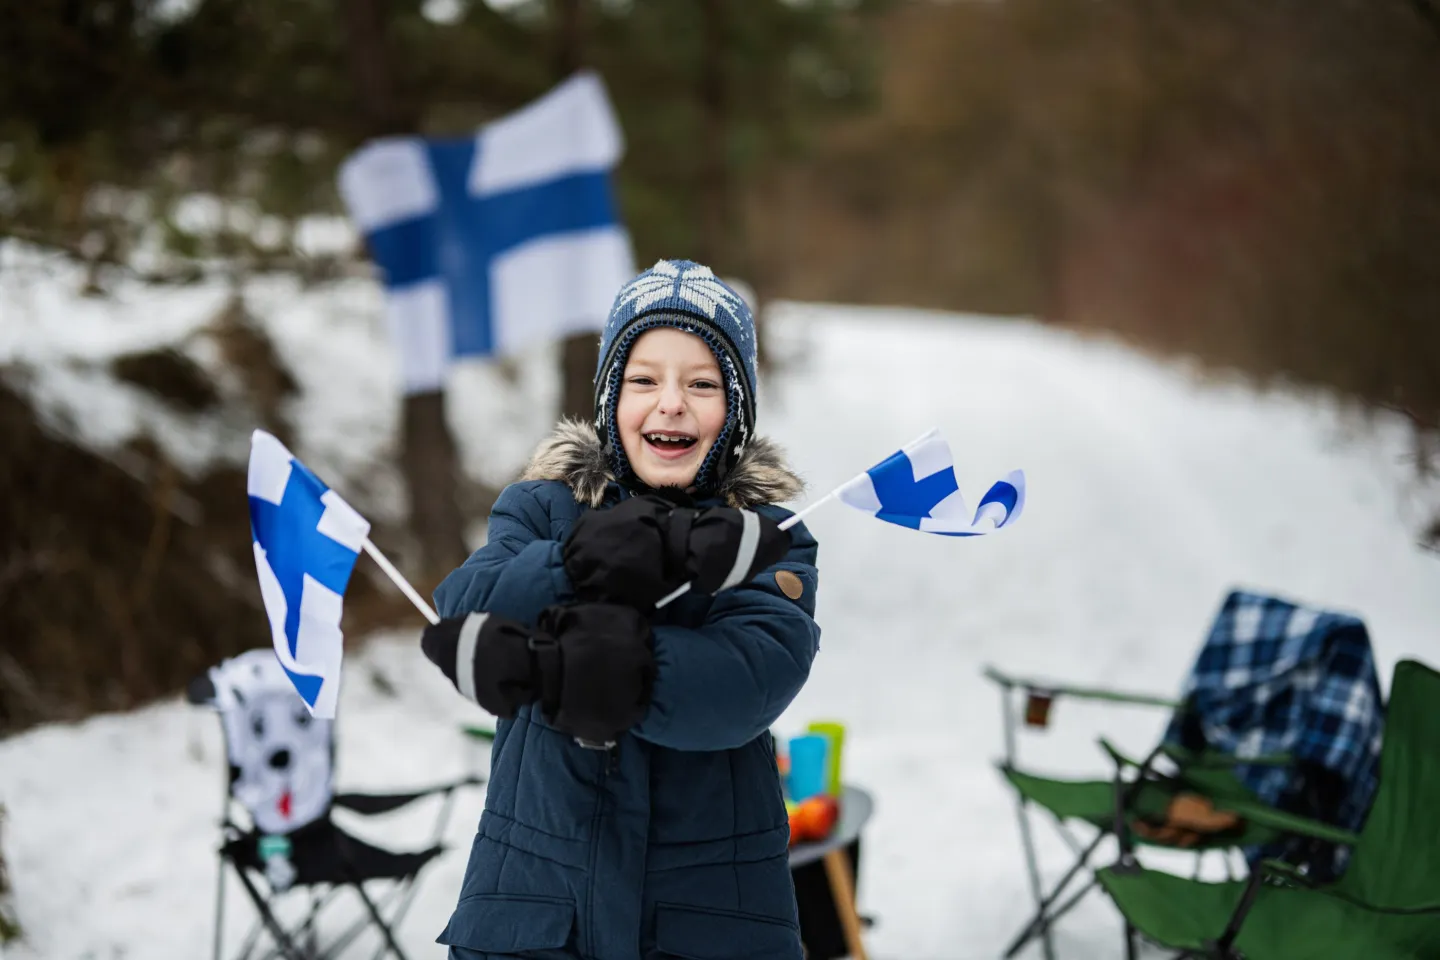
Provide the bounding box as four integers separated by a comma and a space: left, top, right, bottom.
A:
653, 492, 840, 611
777, 490, 836, 532
361, 538, 441, 625
654, 581, 693, 608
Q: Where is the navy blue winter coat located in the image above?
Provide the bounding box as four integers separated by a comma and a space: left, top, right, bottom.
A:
431, 421, 821, 960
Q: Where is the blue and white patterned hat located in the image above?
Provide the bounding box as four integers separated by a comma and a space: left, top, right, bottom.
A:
593, 259, 758, 492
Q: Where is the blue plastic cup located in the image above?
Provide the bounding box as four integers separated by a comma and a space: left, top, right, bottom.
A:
787, 734, 829, 803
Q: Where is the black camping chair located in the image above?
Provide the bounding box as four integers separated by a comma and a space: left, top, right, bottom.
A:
188, 649, 484, 960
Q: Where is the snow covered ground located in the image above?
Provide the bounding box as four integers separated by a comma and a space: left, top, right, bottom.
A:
3, 248, 1439, 958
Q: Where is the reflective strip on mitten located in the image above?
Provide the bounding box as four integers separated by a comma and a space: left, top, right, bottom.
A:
684, 507, 791, 594
420, 612, 550, 719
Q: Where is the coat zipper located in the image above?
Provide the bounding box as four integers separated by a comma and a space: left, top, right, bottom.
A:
585, 742, 615, 958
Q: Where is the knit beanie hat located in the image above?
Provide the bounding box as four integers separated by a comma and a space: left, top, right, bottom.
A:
593, 259, 759, 494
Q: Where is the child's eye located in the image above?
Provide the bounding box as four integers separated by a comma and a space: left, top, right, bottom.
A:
691, 380, 720, 390
626, 376, 657, 386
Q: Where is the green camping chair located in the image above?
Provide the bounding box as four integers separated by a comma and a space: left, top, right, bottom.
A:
1097, 658, 1440, 960
985, 667, 1357, 960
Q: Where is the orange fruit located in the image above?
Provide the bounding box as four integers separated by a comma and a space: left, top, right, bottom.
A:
792, 794, 839, 842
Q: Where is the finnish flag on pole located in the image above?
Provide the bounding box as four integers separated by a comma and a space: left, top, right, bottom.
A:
837, 428, 1025, 536
248, 430, 371, 717
338, 70, 635, 394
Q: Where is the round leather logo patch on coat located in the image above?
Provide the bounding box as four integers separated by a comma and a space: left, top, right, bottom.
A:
775, 570, 804, 600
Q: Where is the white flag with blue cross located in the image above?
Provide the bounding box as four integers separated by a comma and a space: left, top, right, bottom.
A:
338, 70, 635, 394
836, 428, 1025, 536
248, 430, 371, 717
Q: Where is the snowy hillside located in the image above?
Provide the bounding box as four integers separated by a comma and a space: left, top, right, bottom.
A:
3, 255, 1439, 959
0, 241, 560, 534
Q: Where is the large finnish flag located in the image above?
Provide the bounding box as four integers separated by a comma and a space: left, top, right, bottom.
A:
338, 70, 634, 394
837, 429, 1025, 536
248, 430, 371, 717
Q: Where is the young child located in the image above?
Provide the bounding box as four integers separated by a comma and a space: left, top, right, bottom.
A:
419, 259, 820, 960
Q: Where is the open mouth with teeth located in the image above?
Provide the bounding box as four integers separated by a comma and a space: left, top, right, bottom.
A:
643, 431, 698, 455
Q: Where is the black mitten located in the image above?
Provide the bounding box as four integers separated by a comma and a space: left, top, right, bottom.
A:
420, 613, 559, 719
669, 506, 792, 595
561, 495, 677, 607
535, 602, 655, 745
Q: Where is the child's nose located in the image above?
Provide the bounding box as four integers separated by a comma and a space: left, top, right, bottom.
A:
657, 381, 685, 414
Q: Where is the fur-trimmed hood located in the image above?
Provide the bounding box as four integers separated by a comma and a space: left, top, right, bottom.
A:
519, 418, 804, 509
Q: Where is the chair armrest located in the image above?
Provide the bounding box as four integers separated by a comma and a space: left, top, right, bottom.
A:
332, 775, 484, 815
1162, 744, 1293, 769
982, 666, 1179, 709
1207, 800, 1359, 847
1096, 739, 1358, 846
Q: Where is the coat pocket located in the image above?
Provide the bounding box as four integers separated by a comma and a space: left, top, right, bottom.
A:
653, 902, 801, 960
436, 893, 576, 957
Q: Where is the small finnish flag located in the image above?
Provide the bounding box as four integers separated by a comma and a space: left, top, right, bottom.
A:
247, 430, 371, 717
837, 428, 1025, 536
338, 70, 635, 394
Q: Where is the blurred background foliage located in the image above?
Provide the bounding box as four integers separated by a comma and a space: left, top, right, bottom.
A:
4, 0, 1435, 443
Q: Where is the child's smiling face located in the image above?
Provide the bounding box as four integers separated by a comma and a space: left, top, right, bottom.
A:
615, 327, 728, 491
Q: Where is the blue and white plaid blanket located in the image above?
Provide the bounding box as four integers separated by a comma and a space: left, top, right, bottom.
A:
1163, 589, 1385, 876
